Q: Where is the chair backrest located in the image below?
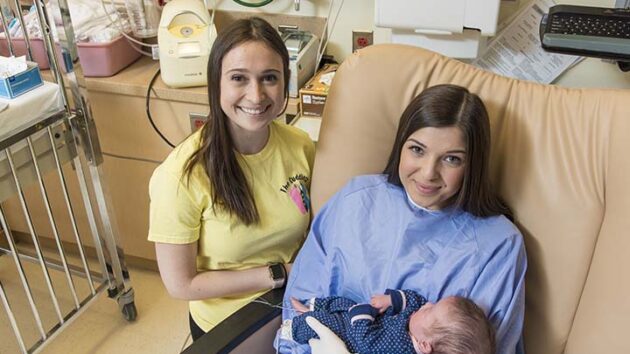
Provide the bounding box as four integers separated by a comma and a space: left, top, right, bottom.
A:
310, 44, 630, 354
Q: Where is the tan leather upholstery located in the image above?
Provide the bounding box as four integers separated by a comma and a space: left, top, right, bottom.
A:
309, 44, 630, 354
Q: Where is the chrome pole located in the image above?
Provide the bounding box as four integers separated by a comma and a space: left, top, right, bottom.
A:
0, 280, 28, 353
47, 126, 96, 295
72, 153, 113, 287
32, 0, 71, 110
0, 205, 47, 339
0, 1, 15, 56
26, 136, 81, 309
5, 146, 64, 323
12, 0, 33, 60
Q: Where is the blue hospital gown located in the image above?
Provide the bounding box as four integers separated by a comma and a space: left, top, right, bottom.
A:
277, 175, 527, 354
292, 289, 427, 354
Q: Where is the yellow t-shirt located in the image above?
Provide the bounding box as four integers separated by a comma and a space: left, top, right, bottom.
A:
148, 121, 315, 331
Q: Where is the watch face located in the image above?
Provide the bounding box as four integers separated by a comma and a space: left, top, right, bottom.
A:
270, 264, 284, 280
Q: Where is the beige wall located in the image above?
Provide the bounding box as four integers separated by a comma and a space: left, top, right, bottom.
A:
210, 0, 630, 89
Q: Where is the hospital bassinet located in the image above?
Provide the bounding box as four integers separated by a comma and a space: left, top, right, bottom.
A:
0, 1, 135, 352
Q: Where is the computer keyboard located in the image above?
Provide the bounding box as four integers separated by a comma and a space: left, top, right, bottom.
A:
540, 5, 630, 60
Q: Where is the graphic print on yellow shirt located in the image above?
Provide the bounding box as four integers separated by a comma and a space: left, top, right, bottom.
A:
280, 173, 311, 215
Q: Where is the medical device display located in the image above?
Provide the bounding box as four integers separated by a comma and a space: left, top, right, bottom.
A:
158, 0, 217, 88
540, 5, 630, 60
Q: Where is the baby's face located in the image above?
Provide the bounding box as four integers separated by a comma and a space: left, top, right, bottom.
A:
409, 297, 455, 343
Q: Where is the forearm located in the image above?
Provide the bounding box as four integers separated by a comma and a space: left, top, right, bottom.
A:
155, 242, 284, 301
169, 266, 275, 300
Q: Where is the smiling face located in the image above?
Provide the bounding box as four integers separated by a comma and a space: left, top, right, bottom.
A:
219, 40, 285, 151
398, 126, 466, 210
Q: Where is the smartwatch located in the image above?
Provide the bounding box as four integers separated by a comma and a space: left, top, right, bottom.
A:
268, 263, 286, 289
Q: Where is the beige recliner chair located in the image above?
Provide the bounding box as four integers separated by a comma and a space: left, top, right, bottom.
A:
184, 44, 630, 354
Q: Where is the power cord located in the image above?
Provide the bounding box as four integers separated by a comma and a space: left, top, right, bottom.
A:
146, 68, 176, 148
101, 151, 162, 164
314, 0, 345, 75
251, 298, 291, 311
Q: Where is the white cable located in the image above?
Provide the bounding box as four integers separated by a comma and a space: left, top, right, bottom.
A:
251, 298, 292, 311
127, 37, 155, 57
100, 0, 156, 48
313, 0, 333, 75
321, 0, 345, 64
179, 332, 192, 352
99, 0, 156, 56
314, 0, 345, 75
209, 0, 216, 39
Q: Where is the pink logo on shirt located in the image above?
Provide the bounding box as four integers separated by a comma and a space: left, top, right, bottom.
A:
280, 174, 310, 215
289, 185, 308, 214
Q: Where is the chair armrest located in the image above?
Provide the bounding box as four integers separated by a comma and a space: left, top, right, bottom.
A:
182, 288, 285, 354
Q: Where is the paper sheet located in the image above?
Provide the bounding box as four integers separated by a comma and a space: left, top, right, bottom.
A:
472, 0, 582, 84
0, 56, 28, 79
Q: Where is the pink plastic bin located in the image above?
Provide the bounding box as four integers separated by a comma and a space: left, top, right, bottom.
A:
0, 35, 141, 77
77, 35, 142, 77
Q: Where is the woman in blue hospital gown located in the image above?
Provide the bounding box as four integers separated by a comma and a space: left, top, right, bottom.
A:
279, 84, 527, 354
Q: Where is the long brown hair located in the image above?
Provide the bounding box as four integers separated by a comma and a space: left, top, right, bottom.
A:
183, 17, 290, 225
383, 84, 512, 219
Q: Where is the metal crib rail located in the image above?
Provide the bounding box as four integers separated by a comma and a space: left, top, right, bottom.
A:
0, 0, 137, 352
0, 112, 129, 353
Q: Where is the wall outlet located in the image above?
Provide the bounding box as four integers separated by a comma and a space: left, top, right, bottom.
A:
189, 112, 208, 132
352, 30, 373, 53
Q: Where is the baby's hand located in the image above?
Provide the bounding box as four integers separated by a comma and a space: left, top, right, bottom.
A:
370, 294, 392, 314
290, 297, 310, 314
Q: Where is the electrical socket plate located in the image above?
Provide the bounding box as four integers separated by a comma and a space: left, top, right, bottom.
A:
189, 112, 208, 132
352, 30, 374, 53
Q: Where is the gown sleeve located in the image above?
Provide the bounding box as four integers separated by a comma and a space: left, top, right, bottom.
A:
282, 189, 343, 319
276, 190, 345, 354
470, 230, 527, 354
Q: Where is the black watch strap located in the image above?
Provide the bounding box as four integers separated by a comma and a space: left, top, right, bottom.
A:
268, 263, 286, 289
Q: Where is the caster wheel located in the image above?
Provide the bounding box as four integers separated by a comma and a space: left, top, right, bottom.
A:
122, 302, 137, 321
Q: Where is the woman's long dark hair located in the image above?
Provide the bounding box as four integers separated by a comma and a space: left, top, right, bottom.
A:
383, 84, 512, 219
183, 17, 290, 225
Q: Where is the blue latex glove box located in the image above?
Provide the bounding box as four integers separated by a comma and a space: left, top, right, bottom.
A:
0, 62, 44, 99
